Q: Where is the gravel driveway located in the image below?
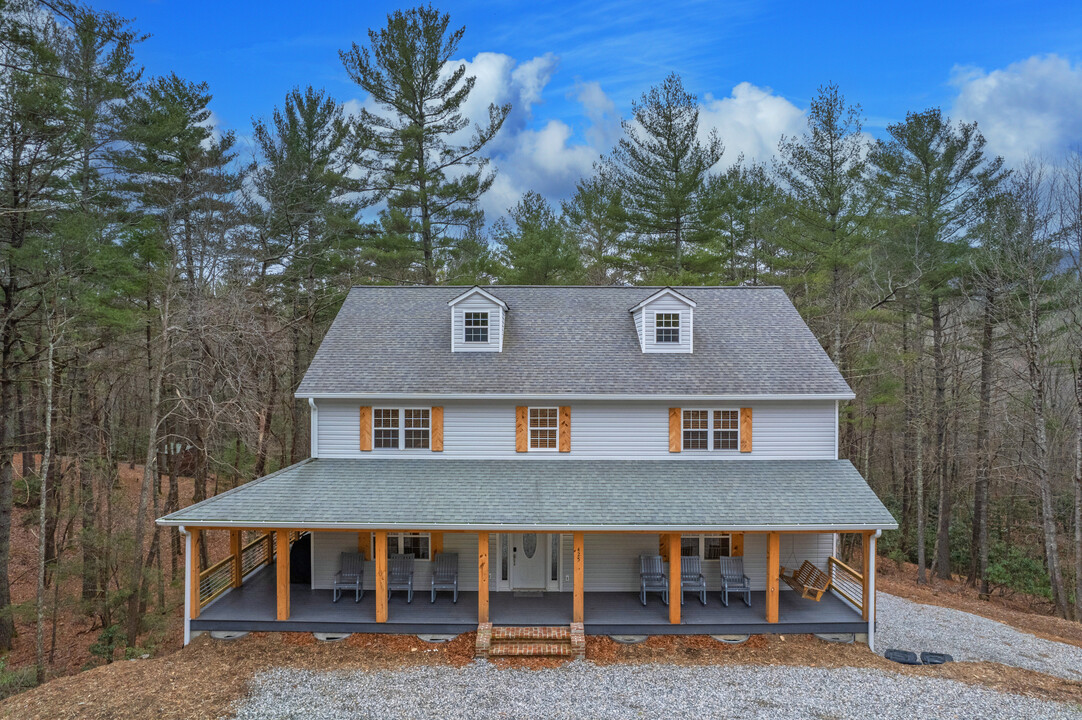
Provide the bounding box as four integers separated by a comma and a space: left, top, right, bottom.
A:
876, 593, 1082, 681
230, 663, 1082, 720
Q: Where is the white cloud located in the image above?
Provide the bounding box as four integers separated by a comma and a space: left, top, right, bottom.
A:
951, 54, 1082, 165
698, 82, 806, 165
344, 53, 809, 220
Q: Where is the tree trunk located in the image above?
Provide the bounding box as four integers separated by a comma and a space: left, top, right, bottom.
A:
1073, 351, 1082, 622
35, 331, 55, 684
970, 286, 994, 597
125, 290, 169, 647
932, 295, 951, 580
1027, 308, 1067, 618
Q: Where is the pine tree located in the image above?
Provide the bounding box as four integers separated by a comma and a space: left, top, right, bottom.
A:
495, 192, 582, 285
774, 84, 876, 369
561, 169, 629, 285
871, 108, 1005, 584
246, 86, 365, 462
607, 73, 723, 282
341, 6, 510, 284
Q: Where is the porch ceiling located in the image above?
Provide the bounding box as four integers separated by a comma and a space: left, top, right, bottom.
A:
157, 458, 897, 532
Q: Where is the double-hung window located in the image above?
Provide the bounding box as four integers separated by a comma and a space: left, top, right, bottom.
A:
386, 532, 430, 560
529, 407, 558, 450
680, 534, 731, 560
464, 312, 489, 343
655, 312, 680, 343
683, 409, 740, 451
374, 408, 430, 450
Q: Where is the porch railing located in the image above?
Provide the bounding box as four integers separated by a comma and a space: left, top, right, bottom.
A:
199, 531, 302, 609
827, 556, 864, 615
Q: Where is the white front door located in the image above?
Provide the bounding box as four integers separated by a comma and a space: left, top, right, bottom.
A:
511, 532, 548, 589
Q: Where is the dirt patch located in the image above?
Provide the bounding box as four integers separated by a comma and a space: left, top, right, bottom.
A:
876, 560, 1082, 649
3, 632, 1081, 720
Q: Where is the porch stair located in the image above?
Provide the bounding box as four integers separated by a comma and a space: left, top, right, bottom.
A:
476, 623, 585, 660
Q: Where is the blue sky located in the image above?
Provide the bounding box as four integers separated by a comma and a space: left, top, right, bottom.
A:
100, 0, 1082, 215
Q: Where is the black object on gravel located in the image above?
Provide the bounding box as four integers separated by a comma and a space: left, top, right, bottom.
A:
920, 652, 953, 665
885, 649, 921, 665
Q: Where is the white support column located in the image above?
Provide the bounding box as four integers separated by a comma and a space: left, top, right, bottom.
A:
309, 398, 319, 458
182, 527, 191, 646
868, 530, 879, 652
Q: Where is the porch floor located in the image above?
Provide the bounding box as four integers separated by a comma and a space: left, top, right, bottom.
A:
191, 569, 866, 636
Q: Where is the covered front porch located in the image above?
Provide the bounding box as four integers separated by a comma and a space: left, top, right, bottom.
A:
191, 564, 866, 635
185, 528, 873, 638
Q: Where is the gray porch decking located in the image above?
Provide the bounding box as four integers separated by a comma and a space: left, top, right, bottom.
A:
191, 568, 866, 636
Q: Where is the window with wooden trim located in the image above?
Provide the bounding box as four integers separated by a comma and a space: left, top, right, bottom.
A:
385, 532, 430, 560
655, 312, 680, 343
682, 409, 740, 451
374, 408, 430, 450
680, 534, 731, 560
529, 407, 558, 450
464, 311, 489, 343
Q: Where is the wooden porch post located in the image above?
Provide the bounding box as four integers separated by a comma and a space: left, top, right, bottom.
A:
189, 528, 202, 619
478, 532, 490, 623
667, 533, 680, 624
375, 531, 388, 622
862, 531, 872, 621
573, 532, 584, 623
230, 530, 242, 588
766, 531, 780, 623
275, 530, 290, 621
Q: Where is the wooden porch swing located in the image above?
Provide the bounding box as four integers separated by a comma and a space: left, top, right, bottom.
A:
779, 560, 831, 601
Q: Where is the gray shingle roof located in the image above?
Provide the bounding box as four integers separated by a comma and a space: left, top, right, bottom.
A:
295, 286, 853, 397
157, 458, 897, 531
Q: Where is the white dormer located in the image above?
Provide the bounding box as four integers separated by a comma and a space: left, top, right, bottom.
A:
629, 287, 695, 354
448, 286, 507, 352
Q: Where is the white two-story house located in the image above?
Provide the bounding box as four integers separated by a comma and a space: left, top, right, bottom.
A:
159, 286, 896, 654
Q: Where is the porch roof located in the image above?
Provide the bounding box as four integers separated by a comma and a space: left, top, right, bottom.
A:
157, 458, 897, 532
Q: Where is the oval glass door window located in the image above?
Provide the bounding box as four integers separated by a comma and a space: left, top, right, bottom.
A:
522, 533, 537, 559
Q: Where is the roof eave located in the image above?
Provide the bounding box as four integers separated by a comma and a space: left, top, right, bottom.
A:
295, 391, 857, 401
157, 518, 898, 532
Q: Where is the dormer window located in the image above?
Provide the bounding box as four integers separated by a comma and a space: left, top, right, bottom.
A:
655, 313, 680, 343
464, 312, 489, 343
448, 287, 507, 353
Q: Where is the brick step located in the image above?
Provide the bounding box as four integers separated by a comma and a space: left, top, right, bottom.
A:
476, 623, 586, 660
490, 625, 571, 641
488, 641, 575, 657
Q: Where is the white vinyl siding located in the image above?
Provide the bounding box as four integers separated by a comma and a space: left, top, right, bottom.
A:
315, 399, 836, 460
311, 531, 832, 594
566, 533, 832, 592
450, 295, 503, 352
310, 531, 490, 591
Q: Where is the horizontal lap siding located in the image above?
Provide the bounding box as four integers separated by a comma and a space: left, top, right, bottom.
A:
311, 532, 834, 594
316, 400, 837, 460
582, 534, 660, 591
310, 531, 489, 591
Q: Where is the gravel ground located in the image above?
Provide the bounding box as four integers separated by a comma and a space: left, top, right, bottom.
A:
230, 663, 1082, 720
876, 593, 1082, 681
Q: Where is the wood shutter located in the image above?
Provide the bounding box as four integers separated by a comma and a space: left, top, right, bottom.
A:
558, 406, 571, 452
730, 533, 744, 557
739, 407, 753, 453
668, 408, 681, 453
659, 533, 669, 561
431, 406, 444, 452
359, 406, 372, 452
515, 406, 528, 452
